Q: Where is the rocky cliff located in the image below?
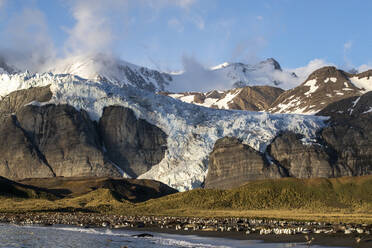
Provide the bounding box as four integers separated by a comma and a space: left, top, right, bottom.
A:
0, 87, 168, 180
99, 106, 167, 177
204, 137, 283, 189
205, 113, 372, 189
162, 85, 284, 111
269, 67, 372, 114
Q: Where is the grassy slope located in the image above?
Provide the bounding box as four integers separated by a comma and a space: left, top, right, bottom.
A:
1, 176, 372, 223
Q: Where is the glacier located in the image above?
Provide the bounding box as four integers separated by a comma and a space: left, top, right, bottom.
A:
0, 70, 327, 191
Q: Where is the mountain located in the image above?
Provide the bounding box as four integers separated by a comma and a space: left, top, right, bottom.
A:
170, 58, 297, 92
51, 54, 173, 92
269, 66, 372, 114
205, 111, 372, 189
160, 86, 284, 111
0, 55, 371, 191
0, 58, 18, 74
50, 55, 297, 93
0, 63, 325, 191
318, 91, 372, 117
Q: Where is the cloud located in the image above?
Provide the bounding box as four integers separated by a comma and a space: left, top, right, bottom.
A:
191, 14, 205, 30
168, 57, 333, 92
344, 41, 352, 51
169, 55, 229, 92
141, 0, 197, 9
342, 40, 354, 70
0, 7, 56, 72
168, 18, 184, 32
231, 36, 267, 63
256, 16, 263, 21
290, 59, 333, 83
358, 63, 372, 72
63, 0, 128, 56
140, 0, 203, 30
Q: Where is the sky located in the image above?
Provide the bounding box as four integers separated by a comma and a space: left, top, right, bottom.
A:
0, 0, 371, 73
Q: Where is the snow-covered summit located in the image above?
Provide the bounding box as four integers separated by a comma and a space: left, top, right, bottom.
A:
50, 54, 172, 92
46, 54, 298, 93
169, 58, 298, 92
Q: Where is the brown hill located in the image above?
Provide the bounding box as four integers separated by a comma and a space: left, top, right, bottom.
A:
160, 85, 284, 111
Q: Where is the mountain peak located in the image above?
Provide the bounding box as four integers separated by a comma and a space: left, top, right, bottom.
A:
259, 58, 282, 71
305, 66, 347, 82
51, 53, 172, 92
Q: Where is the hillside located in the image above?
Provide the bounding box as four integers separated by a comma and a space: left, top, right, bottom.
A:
0, 176, 56, 199
161, 85, 284, 111
269, 66, 372, 114
0, 176, 371, 224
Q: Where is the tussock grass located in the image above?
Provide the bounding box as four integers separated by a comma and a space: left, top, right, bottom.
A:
1, 176, 372, 223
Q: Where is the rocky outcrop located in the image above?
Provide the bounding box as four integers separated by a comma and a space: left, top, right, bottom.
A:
14, 104, 121, 178
206, 115, 372, 189
228, 86, 284, 111
0, 85, 52, 116
0, 115, 55, 179
320, 115, 372, 176
269, 67, 362, 114
0, 86, 169, 180
161, 85, 284, 111
99, 106, 167, 177
204, 137, 283, 189
318, 91, 372, 117
267, 132, 335, 178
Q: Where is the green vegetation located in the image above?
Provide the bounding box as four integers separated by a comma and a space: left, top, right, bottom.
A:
1, 176, 372, 224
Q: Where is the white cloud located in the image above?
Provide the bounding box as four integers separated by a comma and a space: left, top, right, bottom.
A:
290, 59, 333, 83
358, 63, 372, 72
0, 8, 56, 72
256, 16, 263, 21
191, 14, 205, 30
168, 57, 333, 92
174, 0, 197, 8
141, 0, 197, 9
63, 0, 128, 56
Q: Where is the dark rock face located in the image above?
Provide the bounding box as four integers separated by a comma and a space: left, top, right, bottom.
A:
228, 86, 284, 111
99, 106, 167, 177
207, 115, 372, 189
320, 115, 372, 176
318, 91, 372, 117
268, 132, 335, 178
204, 137, 282, 189
161, 86, 284, 111
14, 104, 121, 178
0, 86, 169, 180
0, 116, 55, 179
0, 85, 52, 116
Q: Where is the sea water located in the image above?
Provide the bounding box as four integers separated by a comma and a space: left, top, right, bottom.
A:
0, 224, 341, 248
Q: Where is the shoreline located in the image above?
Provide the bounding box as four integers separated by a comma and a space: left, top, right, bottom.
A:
0, 212, 371, 247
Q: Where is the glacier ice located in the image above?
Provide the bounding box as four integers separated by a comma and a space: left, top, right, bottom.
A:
0, 71, 327, 191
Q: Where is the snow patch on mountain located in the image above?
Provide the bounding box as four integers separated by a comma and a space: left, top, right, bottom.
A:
304, 79, 318, 96
210, 62, 230, 70
350, 76, 372, 93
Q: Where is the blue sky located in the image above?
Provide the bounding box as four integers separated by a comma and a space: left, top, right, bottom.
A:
0, 0, 371, 72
